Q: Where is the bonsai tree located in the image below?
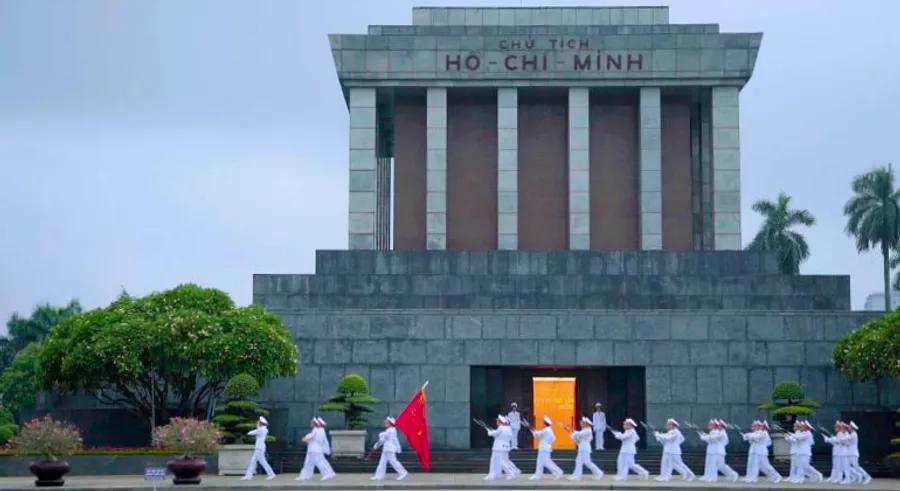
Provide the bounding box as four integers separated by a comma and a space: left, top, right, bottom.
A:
152, 417, 220, 460
318, 373, 378, 429
212, 373, 273, 444
10, 415, 82, 461
758, 381, 820, 429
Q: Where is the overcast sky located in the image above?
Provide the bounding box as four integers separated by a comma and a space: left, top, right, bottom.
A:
2, 0, 899, 332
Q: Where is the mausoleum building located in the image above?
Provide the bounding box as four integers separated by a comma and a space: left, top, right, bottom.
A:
253, 6, 892, 451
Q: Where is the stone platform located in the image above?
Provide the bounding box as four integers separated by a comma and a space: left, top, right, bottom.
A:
0, 473, 896, 491
251, 250, 894, 451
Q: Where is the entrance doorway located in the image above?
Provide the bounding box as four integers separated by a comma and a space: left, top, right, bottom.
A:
469, 366, 646, 449
532, 377, 576, 449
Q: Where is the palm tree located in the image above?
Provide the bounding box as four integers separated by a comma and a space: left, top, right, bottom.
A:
844, 164, 900, 311
746, 193, 815, 274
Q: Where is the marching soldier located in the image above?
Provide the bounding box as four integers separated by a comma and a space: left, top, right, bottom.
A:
653, 418, 694, 481
565, 417, 604, 480
297, 417, 335, 481
785, 421, 822, 483
371, 416, 408, 481
524, 416, 564, 480
592, 403, 607, 450
611, 418, 649, 481
825, 421, 851, 483
740, 420, 781, 483
507, 402, 521, 450
484, 415, 519, 480
242, 416, 276, 480
847, 421, 872, 484
698, 419, 738, 482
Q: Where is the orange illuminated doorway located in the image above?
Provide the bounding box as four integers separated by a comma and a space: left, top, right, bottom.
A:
532, 377, 576, 449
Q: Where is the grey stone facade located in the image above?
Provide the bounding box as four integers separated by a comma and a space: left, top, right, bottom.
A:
254, 251, 895, 451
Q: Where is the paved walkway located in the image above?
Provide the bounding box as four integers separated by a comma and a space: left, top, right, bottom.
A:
0, 474, 896, 491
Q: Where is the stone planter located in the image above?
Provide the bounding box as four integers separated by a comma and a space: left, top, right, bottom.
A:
328, 429, 366, 457
167, 458, 207, 485
28, 460, 70, 487
217, 445, 254, 476
771, 432, 790, 462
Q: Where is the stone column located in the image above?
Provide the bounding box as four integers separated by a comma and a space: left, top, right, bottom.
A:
639, 87, 662, 250
426, 88, 447, 250
497, 88, 518, 250
712, 86, 741, 250
348, 87, 377, 250
568, 88, 590, 250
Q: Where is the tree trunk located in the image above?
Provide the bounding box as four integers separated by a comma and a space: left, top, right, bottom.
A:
884, 246, 892, 311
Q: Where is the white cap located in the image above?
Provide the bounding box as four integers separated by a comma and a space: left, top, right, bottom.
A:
498, 415, 509, 424
259, 416, 268, 425
386, 416, 396, 425
666, 418, 679, 427
624, 418, 636, 427
543, 416, 552, 426
317, 417, 327, 427
849, 421, 858, 431
762, 420, 770, 430
717, 419, 727, 427
581, 416, 593, 426
708, 419, 717, 425
510, 402, 518, 407
594, 402, 603, 407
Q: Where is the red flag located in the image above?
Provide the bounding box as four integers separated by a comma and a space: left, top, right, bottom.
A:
394, 382, 431, 471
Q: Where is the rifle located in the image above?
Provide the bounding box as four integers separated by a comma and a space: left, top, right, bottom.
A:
472, 418, 491, 431
364, 441, 382, 461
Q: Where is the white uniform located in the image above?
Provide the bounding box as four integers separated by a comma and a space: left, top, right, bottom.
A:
741, 430, 780, 482
786, 430, 822, 483
528, 427, 563, 480
611, 428, 648, 480
592, 410, 607, 450
847, 430, 871, 484
485, 426, 519, 480
372, 426, 407, 480
297, 427, 335, 480
699, 429, 738, 481
826, 431, 852, 483
654, 429, 694, 481
243, 426, 276, 479
568, 428, 603, 479
507, 411, 521, 450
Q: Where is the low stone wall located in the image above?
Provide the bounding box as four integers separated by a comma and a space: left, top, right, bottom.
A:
0, 454, 218, 477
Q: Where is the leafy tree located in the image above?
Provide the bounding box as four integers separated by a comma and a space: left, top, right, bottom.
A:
844, 164, 900, 310
38, 284, 299, 428
0, 343, 42, 416
758, 381, 820, 429
212, 373, 272, 444
1, 300, 81, 370
747, 193, 815, 274
319, 373, 378, 430
833, 311, 900, 407
0, 407, 18, 445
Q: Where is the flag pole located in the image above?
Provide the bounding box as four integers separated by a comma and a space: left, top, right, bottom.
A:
422, 380, 429, 390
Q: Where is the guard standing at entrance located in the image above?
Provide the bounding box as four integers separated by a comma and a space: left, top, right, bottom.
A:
592, 403, 607, 450
507, 402, 521, 450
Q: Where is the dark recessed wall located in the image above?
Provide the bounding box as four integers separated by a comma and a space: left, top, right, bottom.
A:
589, 91, 639, 250
446, 89, 498, 250
518, 89, 569, 250
392, 91, 427, 250
662, 97, 694, 251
